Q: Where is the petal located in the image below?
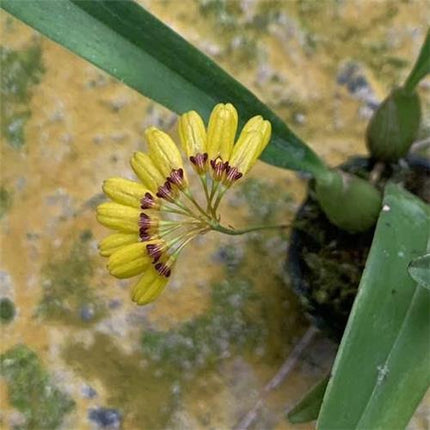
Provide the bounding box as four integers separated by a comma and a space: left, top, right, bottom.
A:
96, 202, 140, 233
257, 119, 272, 153
107, 242, 151, 279
178, 111, 207, 157
131, 266, 169, 305
130, 151, 165, 193
98, 233, 138, 257
239, 116, 271, 150
145, 127, 184, 178
103, 177, 148, 208
229, 131, 264, 175
241, 115, 264, 134
207, 103, 238, 161
229, 117, 271, 174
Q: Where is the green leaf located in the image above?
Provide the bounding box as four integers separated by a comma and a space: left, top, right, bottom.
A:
317, 184, 430, 430
1, 0, 327, 177
404, 28, 430, 92
408, 253, 430, 289
287, 375, 329, 424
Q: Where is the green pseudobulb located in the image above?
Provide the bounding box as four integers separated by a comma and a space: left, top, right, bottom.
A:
315, 170, 382, 233
366, 87, 421, 162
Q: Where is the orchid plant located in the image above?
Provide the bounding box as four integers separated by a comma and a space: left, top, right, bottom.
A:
2, 1, 429, 429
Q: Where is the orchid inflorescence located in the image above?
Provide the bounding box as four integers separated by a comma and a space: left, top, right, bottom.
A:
96, 103, 271, 305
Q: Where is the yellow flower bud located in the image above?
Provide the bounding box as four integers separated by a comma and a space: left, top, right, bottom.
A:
102, 177, 148, 208
240, 116, 272, 155
229, 131, 264, 176
96, 202, 140, 233
178, 111, 207, 158
107, 243, 152, 279
99, 233, 138, 257
131, 266, 169, 305
207, 103, 238, 161
257, 120, 272, 153
145, 127, 184, 178
241, 115, 263, 133
130, 152, 165, 193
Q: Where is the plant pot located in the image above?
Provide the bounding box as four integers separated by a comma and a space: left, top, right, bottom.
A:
287, 154, 430, 341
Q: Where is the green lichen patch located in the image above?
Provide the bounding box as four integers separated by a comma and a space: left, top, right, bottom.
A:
216, 178, 297, 357
38, 230, 104, 325
0, 43, 44, 149
198, 0, 241, 30
142, 278, 263, 370
62, 195, 299, 428
62, 333, 180, 429
196, 0, 270, 65
0, 345, 75, 430
0, 187, 12, 219
241, 178, 293, 223
0, 297, 15, 323
363, 41, 411, 86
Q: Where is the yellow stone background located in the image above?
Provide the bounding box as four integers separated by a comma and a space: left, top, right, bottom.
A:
1, 1, 429, 429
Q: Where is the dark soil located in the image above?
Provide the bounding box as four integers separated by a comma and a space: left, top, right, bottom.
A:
287, 155, 430, 341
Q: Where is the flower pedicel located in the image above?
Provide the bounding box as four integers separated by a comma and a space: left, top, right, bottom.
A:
97, 103, 271, 305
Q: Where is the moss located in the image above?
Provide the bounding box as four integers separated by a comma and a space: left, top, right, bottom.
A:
0, 187, 12, 219
0, 44, 44, 149
0, 345, 74, 430
62, 333, 180, 429
288, 156, 430, 338
0, 297, 15, 323
289, 189, 373, 339
142, 279, 262, 370
38, 230, 104, 325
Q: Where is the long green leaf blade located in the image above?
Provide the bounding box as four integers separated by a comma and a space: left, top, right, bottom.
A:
317, 184, 430, 430
408, 253, 430, 288
287, 375, 329, 424
1, 0, 326, 176
404, 28, 430, 93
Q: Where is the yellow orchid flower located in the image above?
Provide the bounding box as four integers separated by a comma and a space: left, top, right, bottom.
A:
97, 103, 272, 305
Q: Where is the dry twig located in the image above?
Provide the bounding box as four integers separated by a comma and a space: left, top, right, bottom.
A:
234, 326, 319, 430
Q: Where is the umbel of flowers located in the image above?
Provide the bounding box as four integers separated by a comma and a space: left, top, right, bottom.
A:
97, 103, 271, 305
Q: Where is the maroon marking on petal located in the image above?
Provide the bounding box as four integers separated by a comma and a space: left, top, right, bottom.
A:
190, 153, 208, 174
138, 213, 152, 229
146, 243, 163, 262
141, 192, 157, 209
154, 262, 171, 278
210, 158, 228, 181
156, 184, 170, 200
139, 227, 152, 241
167, 168, 185, 188
225, 166, 243, 184
156, 181, 177, 202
